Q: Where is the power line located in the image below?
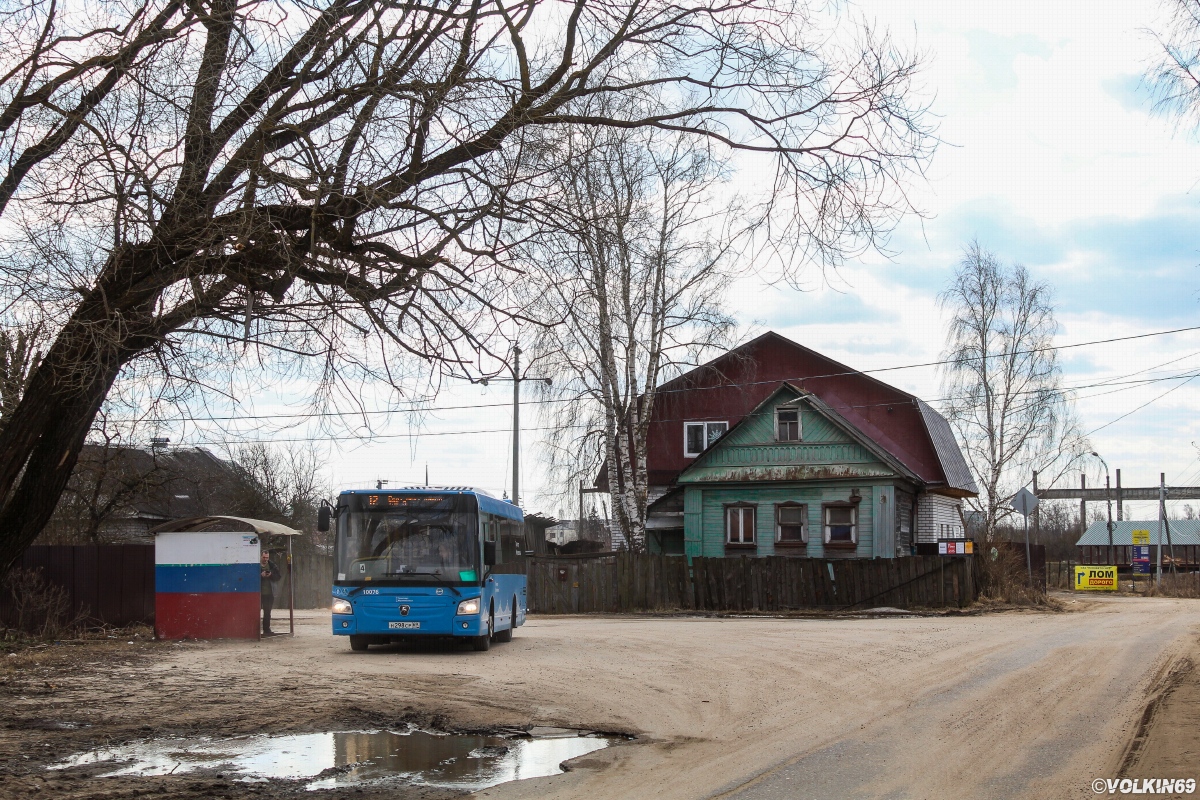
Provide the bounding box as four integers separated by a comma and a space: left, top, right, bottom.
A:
107, 324, 1200, 426
169, 366, 1200, 449
1085, 374, 1200, 436
162, 362, 1200, 439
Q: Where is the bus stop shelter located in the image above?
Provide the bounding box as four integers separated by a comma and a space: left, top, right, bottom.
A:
151, 516, 302, 640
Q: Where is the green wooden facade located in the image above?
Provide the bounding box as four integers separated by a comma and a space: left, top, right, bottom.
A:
651, 385, 921, 560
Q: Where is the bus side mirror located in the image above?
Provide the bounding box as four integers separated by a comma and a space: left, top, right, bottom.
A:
483, 541, 497, 566
317, 504, 331, 532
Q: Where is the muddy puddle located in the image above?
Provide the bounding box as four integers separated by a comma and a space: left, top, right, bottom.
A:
50, 727, 618, 791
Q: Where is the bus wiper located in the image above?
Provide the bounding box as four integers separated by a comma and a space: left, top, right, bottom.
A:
382, 569, 462, 596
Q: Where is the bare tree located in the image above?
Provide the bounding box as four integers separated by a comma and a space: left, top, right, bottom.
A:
229, 441, 328, 538
1149, 0, 1200, 132
939, 242, 1092, 541
525, 125, 737, 550
0, 325, 42, 420
0, 0, 934, 571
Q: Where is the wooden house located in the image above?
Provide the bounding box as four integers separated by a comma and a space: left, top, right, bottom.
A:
637, 333, 978, 558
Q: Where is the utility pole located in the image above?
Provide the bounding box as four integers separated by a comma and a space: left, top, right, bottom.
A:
1116, 468, 1123, 521
480, 344, 550, 508
1079, 473, 1087, 541
1092, 453, 1113, 567
513, 346, 520, 508
1106, 474, 1114, 568
1157, 473, 1165, 586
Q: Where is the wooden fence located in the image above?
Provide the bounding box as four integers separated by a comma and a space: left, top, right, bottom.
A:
527, 553, 976, 613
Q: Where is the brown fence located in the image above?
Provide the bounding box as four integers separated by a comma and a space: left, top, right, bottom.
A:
527, 553, 975, 613
527, 552, 691, 613
1, 545, 155, 626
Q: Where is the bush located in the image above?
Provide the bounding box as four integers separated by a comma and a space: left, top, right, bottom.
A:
1147, 572, 1200, 598
976, 543, 1048, 606
0, 567, 84, 640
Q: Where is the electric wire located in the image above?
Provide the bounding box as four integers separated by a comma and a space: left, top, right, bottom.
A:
107, 323, 1200, 426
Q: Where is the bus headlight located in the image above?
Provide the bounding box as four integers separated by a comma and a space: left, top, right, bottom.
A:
456, 598, 480, 616
332, 597, 353, 615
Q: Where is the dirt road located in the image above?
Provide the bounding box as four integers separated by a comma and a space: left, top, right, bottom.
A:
3, 594, 1199, 799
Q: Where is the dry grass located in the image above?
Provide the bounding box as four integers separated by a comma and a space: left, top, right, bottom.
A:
976, 544, 1051, 606
0, 567, 89, 643
1145, 572, 1200, 598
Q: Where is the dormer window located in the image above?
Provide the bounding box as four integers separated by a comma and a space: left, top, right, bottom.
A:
684, 421, 728, 457
776, 407, 801, 441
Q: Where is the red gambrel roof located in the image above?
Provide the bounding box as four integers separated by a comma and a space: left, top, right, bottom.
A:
635, 332, 977, 496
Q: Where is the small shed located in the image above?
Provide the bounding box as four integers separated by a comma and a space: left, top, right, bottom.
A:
151, 516, 301, 640
1076, 520, 1200, 567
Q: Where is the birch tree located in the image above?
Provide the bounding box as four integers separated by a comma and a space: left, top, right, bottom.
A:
939, 242, 1092, 541
525, 127, 736, 550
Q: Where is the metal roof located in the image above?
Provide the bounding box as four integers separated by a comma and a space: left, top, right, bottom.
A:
149, 516, 302, 536
1077, 520, 1200, 546
916, 400, 979, 495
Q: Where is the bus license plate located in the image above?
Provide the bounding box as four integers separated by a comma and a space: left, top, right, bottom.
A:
389, 621, 419, 629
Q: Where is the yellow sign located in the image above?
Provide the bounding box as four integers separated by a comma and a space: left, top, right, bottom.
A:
1074, 565, 1118, 591
1132, 529, 1151, 545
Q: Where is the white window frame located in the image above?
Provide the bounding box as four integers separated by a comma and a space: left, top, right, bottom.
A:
823, 505, 858, 545
684, 420, 729, 457
775, 406, 802, 442
725, 505, 756, 545
775, 503, 808, 543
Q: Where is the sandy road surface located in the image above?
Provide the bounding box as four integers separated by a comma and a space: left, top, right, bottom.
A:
3, 594, 1199, 800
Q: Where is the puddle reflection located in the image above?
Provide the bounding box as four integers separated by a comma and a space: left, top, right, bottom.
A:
52, 728, 615, 791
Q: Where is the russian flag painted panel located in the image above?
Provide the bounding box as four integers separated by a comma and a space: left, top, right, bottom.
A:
155, 531, 263, 640
155, 592, 261, 640
155, 563, 259, 593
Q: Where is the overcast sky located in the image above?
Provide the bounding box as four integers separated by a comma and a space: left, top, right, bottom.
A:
187, 0, 1200, 522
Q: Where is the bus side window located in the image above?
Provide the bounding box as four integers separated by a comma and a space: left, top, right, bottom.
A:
500, 520, 525, 562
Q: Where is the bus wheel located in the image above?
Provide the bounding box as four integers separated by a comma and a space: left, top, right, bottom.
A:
349, 635, 370, 652
493, 597, 516, 642
473, 614, 492, 651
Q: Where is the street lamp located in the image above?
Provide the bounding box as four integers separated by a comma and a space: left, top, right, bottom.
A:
1091, 452, 1115, 568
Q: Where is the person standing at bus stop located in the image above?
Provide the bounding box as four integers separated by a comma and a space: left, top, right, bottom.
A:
260, 549, 282, 636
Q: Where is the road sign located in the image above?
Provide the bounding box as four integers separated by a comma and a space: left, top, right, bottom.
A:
1011, 487, 1039, 517
1132, 529, 1151, 545
1074, 565, 1118, 591
1132, 545, 1151, 575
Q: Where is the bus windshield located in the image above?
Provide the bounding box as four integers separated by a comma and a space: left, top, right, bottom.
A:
336, 494, 478, 585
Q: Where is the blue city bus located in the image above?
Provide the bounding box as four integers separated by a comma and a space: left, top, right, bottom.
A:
322, 488, 529, 652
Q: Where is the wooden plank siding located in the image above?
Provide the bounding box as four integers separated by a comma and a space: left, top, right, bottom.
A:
688, 485, 878, 559
526, 553, 975, 613
671, 383, 941, 561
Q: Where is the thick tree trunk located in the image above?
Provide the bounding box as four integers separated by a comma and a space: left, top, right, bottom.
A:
0, 277, 147, 571
0, 371, 117, 570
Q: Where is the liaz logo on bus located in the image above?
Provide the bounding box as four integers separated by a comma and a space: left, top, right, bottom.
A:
1073, 565, 1118, 592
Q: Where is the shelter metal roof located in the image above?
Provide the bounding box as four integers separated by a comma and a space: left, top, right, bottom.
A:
149, 516, 302, 536
1076, 520, 1200, 547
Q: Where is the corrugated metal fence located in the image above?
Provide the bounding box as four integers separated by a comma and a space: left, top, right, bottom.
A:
527, 553, 976, 613
1, 544, 155, 626
2, 546, 336, 629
